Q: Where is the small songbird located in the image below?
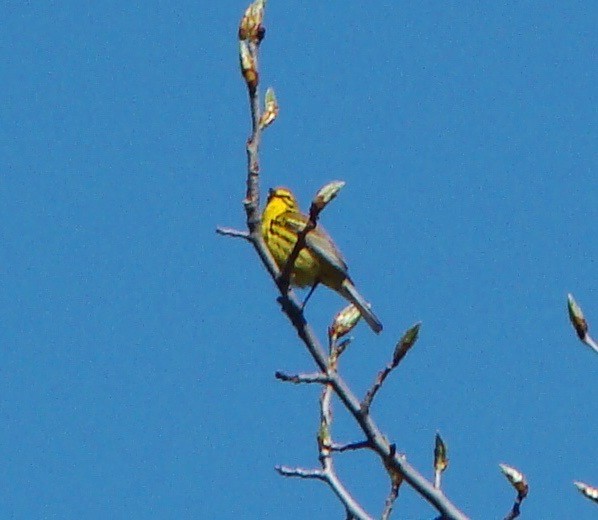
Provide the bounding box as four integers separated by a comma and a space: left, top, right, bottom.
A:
261, 187, 383, 334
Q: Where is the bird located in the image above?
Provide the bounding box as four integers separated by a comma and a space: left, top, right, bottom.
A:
261, 186, 383, 334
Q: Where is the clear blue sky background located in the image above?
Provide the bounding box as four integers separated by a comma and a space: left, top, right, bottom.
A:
1, 1, 596, 518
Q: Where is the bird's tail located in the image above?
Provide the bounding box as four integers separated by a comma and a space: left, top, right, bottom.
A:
339, 279, 383, 334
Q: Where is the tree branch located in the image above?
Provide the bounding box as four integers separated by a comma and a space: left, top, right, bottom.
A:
323, 467, 373, 520
381, 480, 400, 520
315, 352, 374, 520
275, 465, 325, 480
215, 227, 250, 240
275, 371, 330, 384
224, 3, 469, 518
583, 333, 598, 354
503, 499, 522, 520
330, 441, 371, 453
277, 340, 374, 519
362, 323, 420, 412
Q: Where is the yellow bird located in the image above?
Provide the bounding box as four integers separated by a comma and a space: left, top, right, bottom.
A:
261, 187, 383, 334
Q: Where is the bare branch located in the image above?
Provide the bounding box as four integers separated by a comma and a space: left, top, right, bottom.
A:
238, 1, 266, 233
323, 468, 374, 520
272, 288, 467, 518
361, 363, 393, 413
275, 371, 330, 384
314, 356, 373, 520
502, 501, 521, 520
381, 480, 401, 520
278, 342, 374, 520
275, 465, 325, 480
215, 227, 250, 240
230, 3, 468, 518
583, 333, 598, 355
330, 441, 371, 453
277, 212, 315, 291
362, 323, 421, 412
249, 208, 468, 519
325, 370, 468, 518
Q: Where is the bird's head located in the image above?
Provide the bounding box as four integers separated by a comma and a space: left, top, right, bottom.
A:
266, 187, 300, 212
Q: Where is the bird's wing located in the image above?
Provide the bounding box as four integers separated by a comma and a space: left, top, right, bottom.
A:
305, 227, 348, 276
281, 211, 349, 276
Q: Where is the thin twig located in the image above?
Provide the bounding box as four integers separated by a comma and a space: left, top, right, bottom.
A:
278, 341, 374, 520
330, 441, 371, 453
278, 213, 316, 290
324, 354, 468, 518
381, 481, 400, 520
276, 465, 372, 520
434, 468, 442, 490
362, 323, 420, 412
243, 38, 263, 233
362, 362, 394, 412
583, 333, 598, 354
503, 499, 521, 520
215, 227, 251, 240
278, 463, 373, 518
316, 362, 374, 520
324, 467, 373, 520
275, 371, 330, 384
275, 465, 325, 480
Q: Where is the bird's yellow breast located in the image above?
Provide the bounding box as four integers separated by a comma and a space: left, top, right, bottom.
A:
261, 188, 345, 290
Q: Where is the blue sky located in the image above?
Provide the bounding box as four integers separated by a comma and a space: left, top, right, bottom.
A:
1, 1, 596, 518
